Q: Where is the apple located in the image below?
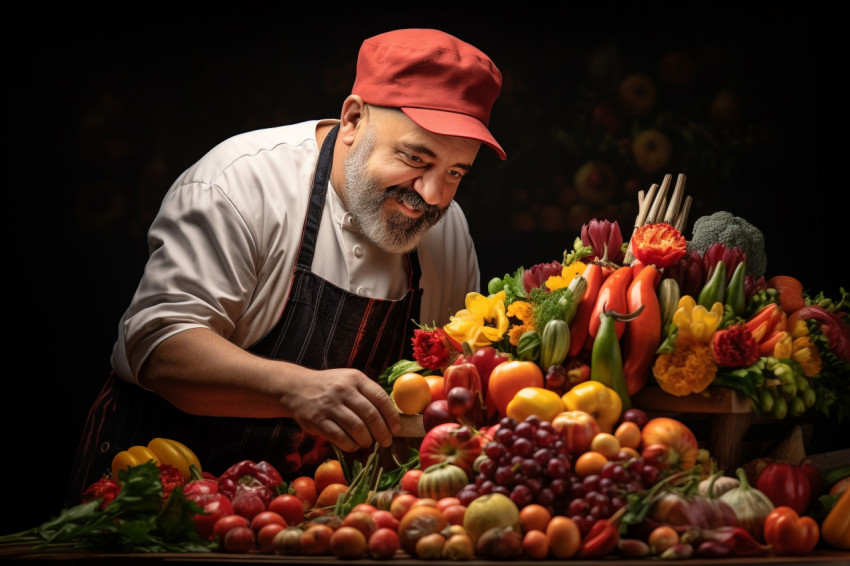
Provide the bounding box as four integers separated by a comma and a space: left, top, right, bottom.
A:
422, 400, 457, 432
418, 422, 482, 475
618, 72, 657, 116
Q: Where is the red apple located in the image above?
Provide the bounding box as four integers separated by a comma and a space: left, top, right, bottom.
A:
418, 422, 482, 475
422, 400, 457, 432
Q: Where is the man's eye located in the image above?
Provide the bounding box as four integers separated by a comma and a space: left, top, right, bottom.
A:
405, 153, 422, 163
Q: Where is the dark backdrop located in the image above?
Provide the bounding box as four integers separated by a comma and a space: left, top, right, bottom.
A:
4, 3, 844, 533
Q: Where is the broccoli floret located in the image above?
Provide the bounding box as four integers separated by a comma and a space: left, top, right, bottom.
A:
688, 211, 767, 279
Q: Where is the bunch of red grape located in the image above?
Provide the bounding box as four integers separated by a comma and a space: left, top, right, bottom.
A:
456, 415, 662, 536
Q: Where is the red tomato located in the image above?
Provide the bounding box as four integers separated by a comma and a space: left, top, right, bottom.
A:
213, 514, 250, 540
250, 510, 287, 533
223, 526, 255, 553
190, 493, 234, 541
400, 469, 423, 495
763, 506, 820, 555
268, 494, 305, 527
257, 522, 285, 553
487, 361, 544, 417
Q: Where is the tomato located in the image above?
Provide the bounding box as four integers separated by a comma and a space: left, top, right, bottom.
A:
223, 526, 255, 553
268, 494, 304, 527
763, 506, 820, 555
640, 417, 699, 470
213, 514, 250, 540
250, 510, 287, 533
400, 468, 423, 495
257, 522, 285, 553
369, 527, 401, 559
487, 361, 544, 417
190, 493, 233, 541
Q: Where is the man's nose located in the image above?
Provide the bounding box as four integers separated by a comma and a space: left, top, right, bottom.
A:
412, 172, 446, 206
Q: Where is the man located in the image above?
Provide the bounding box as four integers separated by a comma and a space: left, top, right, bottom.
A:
69, 28, 506, 497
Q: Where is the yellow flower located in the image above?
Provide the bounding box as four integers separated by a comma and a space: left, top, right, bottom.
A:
792, 335, 823, 377
672, 295, 723, 343
546, 261, 586, 291
444, 291, 510, 349
506, 300, 535, 346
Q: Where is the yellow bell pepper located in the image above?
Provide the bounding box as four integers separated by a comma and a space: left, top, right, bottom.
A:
506, 387, 565, 423
111, 437, 202, 482
822, 485, 850, 549
561, 380, 622, 433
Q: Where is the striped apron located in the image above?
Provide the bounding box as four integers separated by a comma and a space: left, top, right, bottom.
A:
68, 124, 422, 501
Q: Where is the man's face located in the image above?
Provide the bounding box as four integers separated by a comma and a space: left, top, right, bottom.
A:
343, 107, 480, 254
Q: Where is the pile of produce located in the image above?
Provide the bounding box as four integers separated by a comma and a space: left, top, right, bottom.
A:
2, 172, 849, 560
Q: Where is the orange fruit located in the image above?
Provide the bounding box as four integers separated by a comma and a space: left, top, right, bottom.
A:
425, 375, 447, 402
522, 529, 550, 560
392, 373, 432, 415
519, 503, 551, 533
301, 523, 334, 555
546, 515, 580, 558
315, 482, 349, 508
614, 421, 642, 450
314, 458, 347, 494
574, 451, 608, 478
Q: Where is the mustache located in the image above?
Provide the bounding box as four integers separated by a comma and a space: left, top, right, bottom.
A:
380, 186, 443, 216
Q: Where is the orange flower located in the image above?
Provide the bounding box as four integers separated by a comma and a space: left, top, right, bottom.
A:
653, 338, 717, 396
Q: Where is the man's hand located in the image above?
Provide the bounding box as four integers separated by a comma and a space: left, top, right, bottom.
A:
283, 368, 401, 452
140, 328, 402, 453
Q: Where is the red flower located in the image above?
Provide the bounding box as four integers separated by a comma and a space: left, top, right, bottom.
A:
159, 464, 185, 502
81, 477, 121, 510
630, 223, 687, 269
712, 324, 760, 368
412, 327, 462, 370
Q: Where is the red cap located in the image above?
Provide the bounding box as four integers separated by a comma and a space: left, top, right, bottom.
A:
352, 29, 506, 160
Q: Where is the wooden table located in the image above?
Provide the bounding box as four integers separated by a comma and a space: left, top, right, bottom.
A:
2, 547, 849, 564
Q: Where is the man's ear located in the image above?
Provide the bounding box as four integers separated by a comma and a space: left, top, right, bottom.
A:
339, 95, 366, 146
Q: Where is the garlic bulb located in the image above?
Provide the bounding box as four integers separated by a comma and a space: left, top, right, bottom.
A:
698, 471, 739, 498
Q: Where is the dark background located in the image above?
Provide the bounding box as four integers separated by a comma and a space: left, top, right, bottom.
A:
4, 3, 845, 534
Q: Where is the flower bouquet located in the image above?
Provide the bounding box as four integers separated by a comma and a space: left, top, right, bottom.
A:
380, 173, 850, 428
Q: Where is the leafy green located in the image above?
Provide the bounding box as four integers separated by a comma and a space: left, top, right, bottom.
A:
0, 461, 215, 553
377, 448, 420, 491
495, 267, 527, 304
378, 358, 425, 394
529, 286, 574, 331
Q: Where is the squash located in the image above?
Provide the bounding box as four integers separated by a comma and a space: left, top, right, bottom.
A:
417, 462, 469, 501
541, 319, 570, 370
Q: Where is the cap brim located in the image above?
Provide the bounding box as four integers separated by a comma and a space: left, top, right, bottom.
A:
401, 107, 506, 161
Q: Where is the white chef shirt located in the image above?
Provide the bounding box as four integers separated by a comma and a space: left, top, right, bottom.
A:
111, 120, 480, 385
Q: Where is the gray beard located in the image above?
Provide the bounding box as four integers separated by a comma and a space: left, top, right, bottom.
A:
344, 128, 447, 254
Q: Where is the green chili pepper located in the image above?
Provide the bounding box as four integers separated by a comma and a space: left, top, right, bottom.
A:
724, 261, 747, 318
698, 260, 727, 310
590, 306, 644, 411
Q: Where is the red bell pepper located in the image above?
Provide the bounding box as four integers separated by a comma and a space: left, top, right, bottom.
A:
763, 506, 820, 555
755, 461, 811, 515
577, 516, 619, 558
218, 460, 284, 506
